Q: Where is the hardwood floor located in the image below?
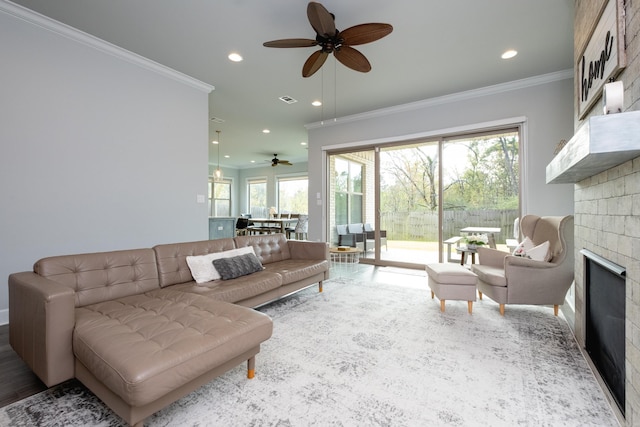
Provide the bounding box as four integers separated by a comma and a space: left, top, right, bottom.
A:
0, 264, 427, 409
0, 324, 47, 408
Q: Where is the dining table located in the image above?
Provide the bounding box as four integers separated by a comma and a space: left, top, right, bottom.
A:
248, 218, 298, 234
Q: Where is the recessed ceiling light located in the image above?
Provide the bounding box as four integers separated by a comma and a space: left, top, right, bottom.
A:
262, 129, 270, 134
250, 160, 256, 163
211, 140, 219, 144
501, 50, 518, 59
224, 155, 230, 158
301, 142, 307, 146
228, 52, 243, 62
312, 100, 322, 107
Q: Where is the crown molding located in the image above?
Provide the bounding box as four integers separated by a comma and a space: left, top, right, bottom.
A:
0, 0, 214, 93
306, 69, 573, 130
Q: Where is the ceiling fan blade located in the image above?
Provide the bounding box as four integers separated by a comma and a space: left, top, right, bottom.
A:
280, 161, 293, 166
263, 38, 318, 48
302, 50, 329, 77
340, 23, 393, 46
334, 46, 371, 73
307, 2, 336, 37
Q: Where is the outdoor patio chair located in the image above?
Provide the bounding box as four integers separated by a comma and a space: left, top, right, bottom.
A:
337, 224, 364, 251
347, 223, 369, 251
364, 223, 387, 250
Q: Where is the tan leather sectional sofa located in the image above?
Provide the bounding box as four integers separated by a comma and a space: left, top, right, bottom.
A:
8, 233, 329, 426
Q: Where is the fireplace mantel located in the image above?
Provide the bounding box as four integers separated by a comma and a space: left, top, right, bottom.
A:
546, 110, 640, 184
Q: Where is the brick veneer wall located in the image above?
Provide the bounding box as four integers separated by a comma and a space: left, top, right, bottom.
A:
574, 1, 640, 424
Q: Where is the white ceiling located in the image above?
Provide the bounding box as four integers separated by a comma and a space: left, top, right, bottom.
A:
11, 0, 574, 169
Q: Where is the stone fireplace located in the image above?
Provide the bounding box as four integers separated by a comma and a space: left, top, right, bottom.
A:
547, 110, 640, 425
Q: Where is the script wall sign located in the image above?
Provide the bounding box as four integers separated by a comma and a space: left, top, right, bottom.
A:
578, 0, 626, 119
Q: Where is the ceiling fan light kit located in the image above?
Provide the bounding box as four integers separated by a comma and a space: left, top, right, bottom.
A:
263, 2, 392, 77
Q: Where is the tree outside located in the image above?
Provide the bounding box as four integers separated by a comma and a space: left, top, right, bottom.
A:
379, 130, 519, 243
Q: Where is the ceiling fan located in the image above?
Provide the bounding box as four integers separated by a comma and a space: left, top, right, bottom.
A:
263, 2, 393, 77
271, 154, 292, 167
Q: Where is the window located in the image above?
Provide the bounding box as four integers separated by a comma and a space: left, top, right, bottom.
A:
334, 157, 363, 224
209, 179, 231, 217
277, 176, 308, 214
248, 178, 267, 218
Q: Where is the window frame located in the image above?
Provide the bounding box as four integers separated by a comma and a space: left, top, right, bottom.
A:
247, 177, 268, 218
276, 174, 309, 215
209, 178, 232, 217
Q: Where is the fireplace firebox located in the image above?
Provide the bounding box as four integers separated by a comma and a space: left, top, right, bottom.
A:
582, 249, 626, 417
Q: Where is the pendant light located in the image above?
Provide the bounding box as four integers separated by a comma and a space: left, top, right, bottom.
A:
214, 130, 223, 181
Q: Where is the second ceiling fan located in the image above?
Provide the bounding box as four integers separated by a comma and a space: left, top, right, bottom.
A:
263, 2, 393, 77
271, 154, 292, 167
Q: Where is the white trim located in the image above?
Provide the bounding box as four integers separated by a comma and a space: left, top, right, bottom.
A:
307, 70, 571, 130
520, 120, 529, 216
0, 308, 7, 325
0, 0, 214, 93
275, 171, 309, 180
320, 116, 527, 153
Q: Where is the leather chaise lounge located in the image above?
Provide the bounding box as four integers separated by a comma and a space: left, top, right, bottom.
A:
9, 233, 329, 426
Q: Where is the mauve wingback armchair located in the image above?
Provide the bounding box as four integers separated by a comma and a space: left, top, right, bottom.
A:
470, 215, 574, 316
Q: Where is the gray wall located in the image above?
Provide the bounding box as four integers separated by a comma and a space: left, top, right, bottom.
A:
306, 74, 575, 241
0, 5, 211, 322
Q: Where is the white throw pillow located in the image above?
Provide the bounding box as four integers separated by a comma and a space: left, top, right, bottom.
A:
186, 246, 256, 283
512, 236, 534, 256
525, 241, 552, 262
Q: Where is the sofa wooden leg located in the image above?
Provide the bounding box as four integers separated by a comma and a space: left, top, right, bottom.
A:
499, 304, 505, 316
247, 356, 255, 379
318, 281, 323, 293
554, 305, 559, 316
440, 300, 445, 312
468, 301, 473, 314
478, 291, 483, 300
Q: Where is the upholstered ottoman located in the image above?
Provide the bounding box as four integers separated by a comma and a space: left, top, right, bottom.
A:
425, 263, 478, 314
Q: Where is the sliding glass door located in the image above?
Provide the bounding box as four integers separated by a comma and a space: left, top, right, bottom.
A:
441, 130, 520, 263
327, 127, 520, 269
378, 141, 440, 265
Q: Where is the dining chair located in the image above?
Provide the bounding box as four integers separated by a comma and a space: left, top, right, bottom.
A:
235, 217, 250, 236
285, 214, 300, 238
292, 215, 308, 240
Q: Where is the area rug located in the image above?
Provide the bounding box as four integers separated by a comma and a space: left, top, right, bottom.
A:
0, 277, 619, 426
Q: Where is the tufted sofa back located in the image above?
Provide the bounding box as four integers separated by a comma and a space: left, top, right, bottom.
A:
33, 248, 159, 308
153, 238, 237, 287
30, 235, 297, 306
234, 233, 291, 264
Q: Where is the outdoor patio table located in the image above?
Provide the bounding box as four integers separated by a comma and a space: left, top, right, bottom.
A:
460, 226, 500, 249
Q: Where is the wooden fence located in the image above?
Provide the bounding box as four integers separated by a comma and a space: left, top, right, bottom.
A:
380, 209, 518, 243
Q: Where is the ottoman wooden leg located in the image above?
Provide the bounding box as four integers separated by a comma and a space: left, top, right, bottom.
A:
440, 300, 445, 312
247, 356, 256, 379
478, 291, 483, 300
431, 290, 435, 299
499, 304, 505, 316
468, 301, 473, 314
